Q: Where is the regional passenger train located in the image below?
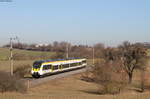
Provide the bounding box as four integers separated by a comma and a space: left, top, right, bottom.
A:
31, 58, 87, 78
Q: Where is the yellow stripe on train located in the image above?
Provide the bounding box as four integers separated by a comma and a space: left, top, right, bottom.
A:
42, 59, 82, 65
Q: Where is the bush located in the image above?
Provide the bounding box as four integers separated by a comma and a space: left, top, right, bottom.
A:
0, 71, 27, 93
81, 70, 95, 82
13, 64, 31, 78
99, 82, 124, 94
91, 60, 128, 94
138, 69, 147, 92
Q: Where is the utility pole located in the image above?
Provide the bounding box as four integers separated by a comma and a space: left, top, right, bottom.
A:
66, 43, 69, 59
9, 36, 19, 76
10, 38, 13, 76
16, 36, 20, 48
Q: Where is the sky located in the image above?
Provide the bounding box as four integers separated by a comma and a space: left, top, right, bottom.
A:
0, 0, 150, 46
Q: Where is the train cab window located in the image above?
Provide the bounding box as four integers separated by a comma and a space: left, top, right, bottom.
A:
53, 65, 59, 70
33, 62, 42, 69
43, 65, 52, 70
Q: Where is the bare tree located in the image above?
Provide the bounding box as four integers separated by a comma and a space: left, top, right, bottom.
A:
94, 43, 105, 58
90, 60, 127, 94
120, 42, 147, 83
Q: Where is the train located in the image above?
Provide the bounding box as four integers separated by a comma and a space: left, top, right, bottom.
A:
31, 58, 87, 78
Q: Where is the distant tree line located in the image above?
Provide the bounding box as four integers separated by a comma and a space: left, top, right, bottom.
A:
3, 41, 106, 59
3, 41, 150, 60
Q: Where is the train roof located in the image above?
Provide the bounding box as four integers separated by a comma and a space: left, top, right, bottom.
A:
34, 58, 86, 64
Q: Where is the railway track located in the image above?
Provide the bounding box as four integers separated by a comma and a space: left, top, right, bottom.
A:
25, 67, 88, 88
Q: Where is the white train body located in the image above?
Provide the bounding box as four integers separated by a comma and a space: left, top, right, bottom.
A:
31, 58, 87, 78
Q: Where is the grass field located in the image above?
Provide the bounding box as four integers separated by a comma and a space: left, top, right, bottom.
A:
0, 48, 54, 60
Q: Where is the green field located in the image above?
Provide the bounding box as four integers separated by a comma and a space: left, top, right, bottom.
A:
0, 48, 55, 60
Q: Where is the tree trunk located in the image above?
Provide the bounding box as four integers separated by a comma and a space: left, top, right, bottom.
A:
140, 70, 145, 92
128, 73, 133, 84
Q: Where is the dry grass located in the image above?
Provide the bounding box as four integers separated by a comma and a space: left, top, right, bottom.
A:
0, 48, 150, 98
1, 92, 150, 99
0, 73, 150, 99
0, 71, 27, 93
0, 60, 33, 71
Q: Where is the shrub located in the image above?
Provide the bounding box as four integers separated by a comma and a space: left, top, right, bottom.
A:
13, 64, 31, 78
81, 69, 95, 82
99, 82, 124, 94
91, 60, 128, 94
0, 71, 27, 93
137, 69, 147, 92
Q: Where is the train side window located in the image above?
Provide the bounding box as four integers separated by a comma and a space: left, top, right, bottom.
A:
47, 65, 52, 69
73, 63, 76, 66
82, 60, 86, 64
43, 65, 47, 70
79, 62, 82, 65
53, 65, 59, 70
70, 63, 78, 67
62, 64, 69, 68
43, 65, 52, 70
70, 63, 73, 67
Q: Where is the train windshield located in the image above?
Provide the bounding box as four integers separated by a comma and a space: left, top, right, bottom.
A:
33, 62, 42, 69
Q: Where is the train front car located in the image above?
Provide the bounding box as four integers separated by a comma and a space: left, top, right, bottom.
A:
31, 61, 43, 78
